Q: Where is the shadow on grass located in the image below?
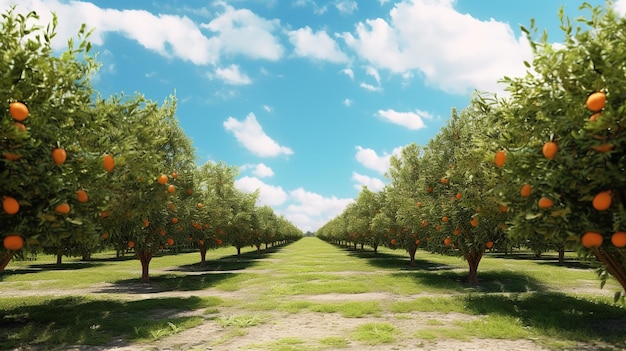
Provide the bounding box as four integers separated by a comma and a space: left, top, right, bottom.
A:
98, 271, 242, 294
0, 262, 106, 281
0, 295, 216, 350
463, 292, 626, 348
173, 244, 286, 273
340, 247, 455, 271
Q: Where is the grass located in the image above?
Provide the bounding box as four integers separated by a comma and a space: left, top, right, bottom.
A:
1, 237, 626, 350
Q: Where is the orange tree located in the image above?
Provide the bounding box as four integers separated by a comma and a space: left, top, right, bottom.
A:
0, 9, 105, 270
494, 3, 626, 292
254, 205, 278, 253
95, 94, 195, 283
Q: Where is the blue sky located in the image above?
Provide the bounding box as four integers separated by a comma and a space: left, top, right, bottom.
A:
3, 0, 617, 232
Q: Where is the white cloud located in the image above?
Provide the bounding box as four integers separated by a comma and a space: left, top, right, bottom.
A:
352, 172, 385, 192
359, 82, 382, 92
355, 146, 402, 174
379, 0, 390, 5
375, 109, 430, 130
615, 0, 626, 15
263, 105, 272, 112
235, 176, 287, 206
284, 188, 353, 232
210, 64, 252, 85
343, 98, 353, 106
287, 26, 349, 63
341, 68, 354, 79
293, 0, 328, 15
366, 66, 381, 85
340, 0, 532, 94
253, 163, 274, 177
223, 113, 294, 157
335, 0, 358, 14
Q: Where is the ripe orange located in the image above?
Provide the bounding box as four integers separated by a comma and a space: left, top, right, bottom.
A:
589, 112, 601, 122
3, 196, 19, 215
197, 203, 203, 209
52, 148, 66, 165
103, 154, 115, 172
498, 204, 508, 213
435, 225, 441, 231
76, 190, 88, 203
168, 203, 176, 210
217, 239, 223, 245
171, 217, 179, 224
9, 102, 29, 121
167, 238, 174, 246
390, 239, 397, 245
592, 191, 612, 211
427, 186, 433, 193
441, 177, 448, 184
3, 235, 24, 251
586, 91, 606, 112
494, 150, 506, 168
171, 172, 178, 179
101, 232, 109, 239
444, 237, 452, 246
157, 174, 168, 185
143, 218, 150, 227
186, 188, 193, 195
456, 192, 462, 200
128, 241, 135, 248
520, 183, 532, 197
611, 231, 626, 248
158, 229, 166, 236
538, 197, 554, 209
14, 122, 26, 132
542, 141, 558, 160
167, 185, 176, 193
453, 228, 461, 235
415, 239, 421, 245
198, 239, 205, 245
592, 144, 614, 152
422, 220, 428, 227
470, 217, 478, 227
581, 231, 603, 248
101, 210, 110, 218
486, 241, 494, 249
416, 201, 422, 207
55, 203, 70, 215
3, 152, 22, 161
442, 216, 449, 222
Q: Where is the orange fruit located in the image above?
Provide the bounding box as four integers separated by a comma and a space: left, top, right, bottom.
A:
427, 186, 433, 193
103, 154, 115, 172
538, 197, 554, 209
415, 239, 421, 245
498, 204, 508, 213
581, 231, 603, 248
592, 144, 614, 152
3, 196, 19, 215
157, 174, 168, 184
416, 201, 422, 207
442, 216, 449, 222
101, 210, 110, 218
390, 239, 397, 245
592, 191, 612, 211
441, 177, 448, 184
611, 231, 626, 248
444, 237, 452, 246
55, 203, 70, 215
52, 148, 66, 165
470, 217, 478, 227
197, 203, 203, 209
14, 122, 26, 132
435, 225, 441, 231
167, 238, 174, 246
586, 91, 606, 112
128, 241, 135, 248
171, 172, 178, 179
198, 239, 205, 245
494, 150, 506, 168
542, 141, 558, 160
421, 220, 428, 227
589, 112, 601, 122
520, 183, 532, 197
76, 190, 88, 203
168, 203, 176, 210
486, 241, 494, 249
167, 185, 176, 193
171, 217, 179, 224
186, 188, 193, 195
9, 102, 29, 121
101, 232, 109, 239
453, 228, 461, 235
3, 152, 22, 161
456, 192, 462, 200
143, 218, 150, 227
3, 235, 24, 251
158, 229, 166, 236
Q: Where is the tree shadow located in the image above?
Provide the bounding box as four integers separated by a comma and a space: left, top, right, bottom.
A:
173, 244, 286, 273
0, 295, 214, 350
98, 271, 241, 294
341, 247, 455, 271
0, 262, 106, 281
462, 292, 626, 348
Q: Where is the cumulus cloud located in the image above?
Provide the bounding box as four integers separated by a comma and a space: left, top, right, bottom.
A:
293, 0, 328, 15
341, 68, 355, 79
284, 188, 354, 232
335, 0, 358, 14
211, 64, 252, 85
287, 26, 349, 63
340, 0, 532, 94
263, 105, 272, 112
359, 82, 382, 92
352, 172, 385, 191
343, 98, 353, 106
240, 163, 274, 177
615, 0, 626, 15
355, 146, 402, 174
224, 113, 294, 157
366, 66, 381, 85
235, 176, 287, 206
375, 109, 430, 130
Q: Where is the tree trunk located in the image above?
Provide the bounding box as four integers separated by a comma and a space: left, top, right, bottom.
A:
373, 244, 378, 255
56, 254, 62, 266
256, 244, 261, 254
558, 247, 565, 264
0, 251, 13, 272
199, 244, 207, 266
137, 249, 153, 283
81, 252, 91, 261
353, 243, 357, 250
464, 248, 484, 285
237, 246, 241, 256
360, 243, 364, 250
265, 243, 268, 249
594, 247, 626, 292
408, 246, 417, 267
